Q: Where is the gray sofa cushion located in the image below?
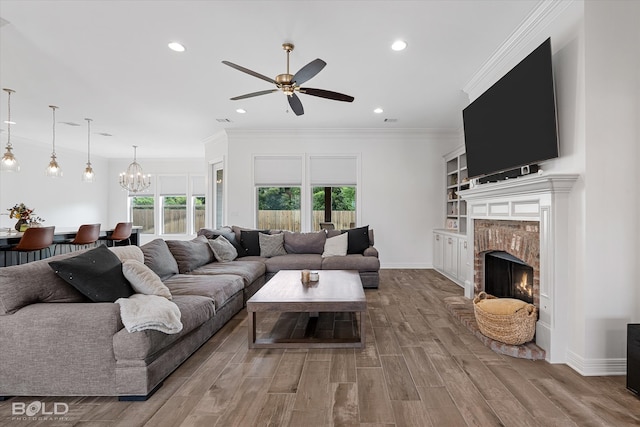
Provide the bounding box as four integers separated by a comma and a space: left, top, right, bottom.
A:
264, 254, 323, 273
163, 274, 243, 308
166, 236, 215, 273
112, 294, 215, 362
189, 260, 266, 287
141, 239, 180, 281
0, 252, 88, 315
321, 254, 381, 272
284, 231, 326, 254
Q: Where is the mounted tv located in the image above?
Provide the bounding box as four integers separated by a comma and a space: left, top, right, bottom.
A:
463, 38, 558, 181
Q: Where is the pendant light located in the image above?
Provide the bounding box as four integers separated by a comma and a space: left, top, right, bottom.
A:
45, 105, 63, 177
119, 145, 151, 192
1, 88, 19, 172
82, 118, 95, 182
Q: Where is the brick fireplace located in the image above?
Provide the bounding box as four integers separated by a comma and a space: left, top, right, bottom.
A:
474, 219, 540, 307
458, 173, 578, 363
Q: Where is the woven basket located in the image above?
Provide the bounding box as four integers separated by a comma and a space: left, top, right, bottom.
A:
473, 292, 537, 345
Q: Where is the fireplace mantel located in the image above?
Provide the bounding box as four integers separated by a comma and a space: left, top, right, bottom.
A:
458, 173, 579, 363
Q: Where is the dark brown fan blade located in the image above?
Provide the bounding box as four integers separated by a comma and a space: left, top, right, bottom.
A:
222, 61, 278, 85
230, 89, 278, 100
292, 59, 326, 86
299, 88, 354, 102
287, 93, 304, 116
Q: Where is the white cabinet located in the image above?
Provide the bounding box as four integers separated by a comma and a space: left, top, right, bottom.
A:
433, 230, 467, 288
443, 235, 458, 278
433, 233, 444, 270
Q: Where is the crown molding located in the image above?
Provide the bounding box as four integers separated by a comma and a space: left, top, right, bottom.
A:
463, 0, 576, 101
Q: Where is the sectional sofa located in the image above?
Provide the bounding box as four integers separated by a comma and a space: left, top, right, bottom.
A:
0, 226, 379, 399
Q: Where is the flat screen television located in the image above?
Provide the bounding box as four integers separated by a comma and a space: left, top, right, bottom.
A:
462, 38, 559, 180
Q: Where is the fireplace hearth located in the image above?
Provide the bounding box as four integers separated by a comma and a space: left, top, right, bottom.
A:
485, 251, 534, 304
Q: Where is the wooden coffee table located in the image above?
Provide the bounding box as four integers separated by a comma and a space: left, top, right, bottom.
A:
246, 270, 367, 349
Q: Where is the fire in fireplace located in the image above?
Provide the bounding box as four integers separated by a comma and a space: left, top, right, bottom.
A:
484, 251, 534, 304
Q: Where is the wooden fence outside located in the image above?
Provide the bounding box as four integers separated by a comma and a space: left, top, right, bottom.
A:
134, 208, 353, 234
133, 208, 205, 234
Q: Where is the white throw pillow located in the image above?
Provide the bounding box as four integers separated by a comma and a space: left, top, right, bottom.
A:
322, 232, 348, 258
208, 235, 238, 262
122, 259, 173, 300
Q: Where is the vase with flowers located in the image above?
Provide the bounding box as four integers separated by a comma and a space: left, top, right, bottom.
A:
7, 203, 45, 231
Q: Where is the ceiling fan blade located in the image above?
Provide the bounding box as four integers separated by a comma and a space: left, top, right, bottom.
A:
287, 93, 304, 116
299, 87, 355, 102
292, 58, 326, 85
230, 89, 278, 101
222, 60, 278, 85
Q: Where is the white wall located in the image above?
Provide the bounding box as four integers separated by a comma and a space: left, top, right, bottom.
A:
578, 0, 640, 369
0, 137, 109, 230
205, 129, 459, 268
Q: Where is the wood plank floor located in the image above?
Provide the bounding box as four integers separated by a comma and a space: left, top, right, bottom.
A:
2, 269, 639, 426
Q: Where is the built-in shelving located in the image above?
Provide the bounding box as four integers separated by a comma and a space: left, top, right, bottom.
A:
444, 148, 469, 234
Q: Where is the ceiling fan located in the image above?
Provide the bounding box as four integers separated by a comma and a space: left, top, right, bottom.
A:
222, 43, 354, 116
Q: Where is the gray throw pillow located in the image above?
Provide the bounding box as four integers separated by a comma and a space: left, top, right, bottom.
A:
141, 239, 180, 281
259, 233, 287, 257
166, 236, 215, 273
208, 236, 238, 262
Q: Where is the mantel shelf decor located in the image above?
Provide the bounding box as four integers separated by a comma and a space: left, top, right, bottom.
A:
119, 145, 151, 193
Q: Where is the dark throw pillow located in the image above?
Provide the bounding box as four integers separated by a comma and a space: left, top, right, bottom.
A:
240, 230, 269, 256
166, 236, 215, 273
345, 225, 370, 254
48, 245, 134, 303
140, 238, 180, 281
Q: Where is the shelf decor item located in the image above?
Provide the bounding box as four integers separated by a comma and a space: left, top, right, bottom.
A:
7, 203, 45, 230
119, 145, 151, 193
1, 88, 19, 173
473, 291, 537, 345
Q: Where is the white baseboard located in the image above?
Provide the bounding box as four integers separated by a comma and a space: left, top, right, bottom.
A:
379, 263, 431, 269
566, 350, 626, 376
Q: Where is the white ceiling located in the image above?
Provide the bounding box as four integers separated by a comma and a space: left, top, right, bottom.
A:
0, 0, 541, 159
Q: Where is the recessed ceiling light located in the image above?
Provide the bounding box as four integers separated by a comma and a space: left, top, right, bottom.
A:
168, 42, 186, 52
391, 40, 407, 51
236, 108, 246, 114
374, 108, 384, 114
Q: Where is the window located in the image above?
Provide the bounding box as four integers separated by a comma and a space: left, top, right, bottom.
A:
257, 187, 301, 231
130, 196, 155, 234
194, 196, 206, 232
162, 196, 187, 234
312, 186, 356, 231
159, 175, 187, 234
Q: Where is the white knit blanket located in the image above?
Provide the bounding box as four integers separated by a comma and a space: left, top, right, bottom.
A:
115, 294, 183, 334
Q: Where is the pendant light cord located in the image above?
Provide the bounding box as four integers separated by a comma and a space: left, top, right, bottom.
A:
49, 105, 58, 156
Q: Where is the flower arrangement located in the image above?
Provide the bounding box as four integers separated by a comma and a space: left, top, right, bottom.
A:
7, 203, 45, 225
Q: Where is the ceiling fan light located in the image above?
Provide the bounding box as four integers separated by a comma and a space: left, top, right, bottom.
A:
168, 42, 186, 52
391, 40, 407, 51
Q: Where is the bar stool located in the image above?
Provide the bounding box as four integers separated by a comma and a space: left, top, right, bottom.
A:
54, 223, 101, 255
104, 222, 132, 247
9, 226, 55, 265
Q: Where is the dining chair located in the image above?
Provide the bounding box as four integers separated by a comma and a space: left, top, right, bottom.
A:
53, 223, 101, 255
320, 222, 335, 231
10, 226, 55, 265
104, 222, 133, 247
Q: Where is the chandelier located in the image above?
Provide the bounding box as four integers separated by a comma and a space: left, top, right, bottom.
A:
1, 88, 19, 172
82, 118, 95, 182
45, 105, 63, 178
119, 145, 151, 192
